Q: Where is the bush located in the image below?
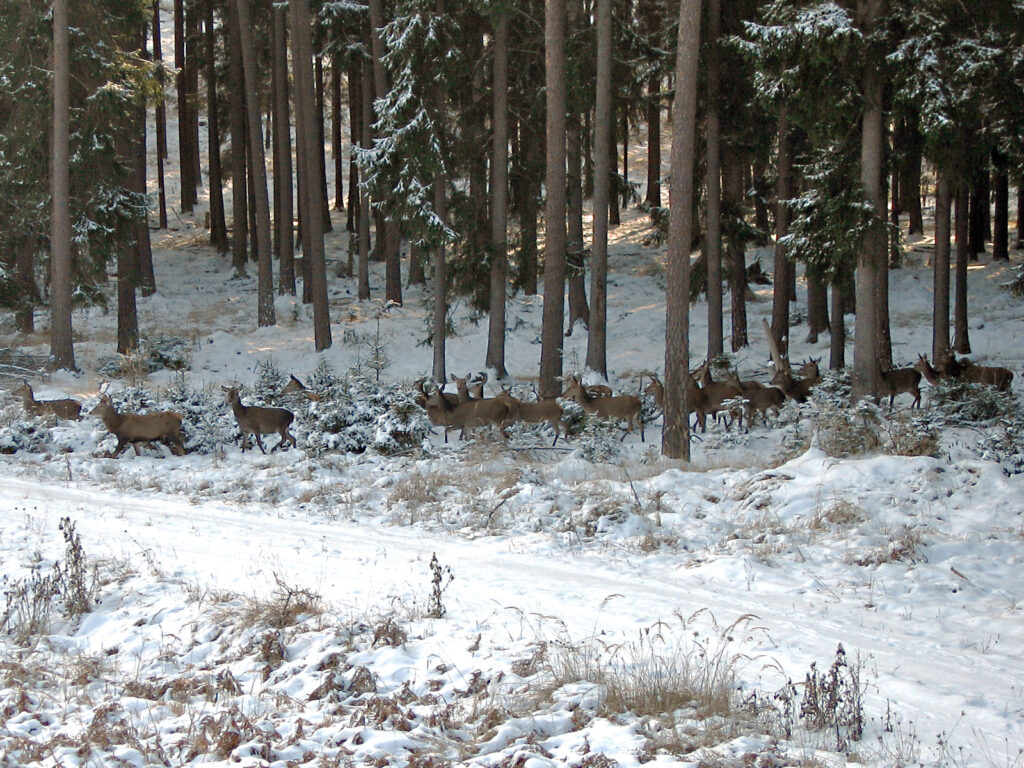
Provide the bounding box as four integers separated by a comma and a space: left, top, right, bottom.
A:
97, 335, 192, 379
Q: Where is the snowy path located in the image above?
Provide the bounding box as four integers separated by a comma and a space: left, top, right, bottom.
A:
5, 474, 1022, 759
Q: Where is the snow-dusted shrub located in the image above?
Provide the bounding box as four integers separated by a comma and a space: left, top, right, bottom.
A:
164, 376, 236, 455
879, 411, 941, 457
929, 378, 1016, 424
97, 336, 192, 380
300, 374, 431, 456
806, 372, 882, 457
253, 358, 287, 400
1003, 262, 1024, 297
0, 416, 51, 454
978, 415, 1024, 475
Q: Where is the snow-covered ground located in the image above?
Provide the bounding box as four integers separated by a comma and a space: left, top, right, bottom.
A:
2, 11, 1024, 763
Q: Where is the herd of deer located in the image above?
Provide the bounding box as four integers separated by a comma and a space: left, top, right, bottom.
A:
5, 349, 1013, 456
10, 381, 297, 458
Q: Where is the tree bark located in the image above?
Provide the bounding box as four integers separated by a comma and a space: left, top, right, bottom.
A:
234, 0, 275, 326
829, 280, 845, 370
291, 0, 332, 349
51, 0, 75, 370
953, 182, 971, 353
153, 0, 168, 230
368, 0, 403, 305
314, 56, 333, 232
227, 8, 248, 274
931, 173, 951, 362
486, 10, 510, 378
992, 150, 1009, 261
358, 59, 372, 300
662, 0, 701, 460
725, 153, 747, 352
331, 53, 344, 211
850, 0, 886, 401
968, 164, 988, 259
539, 0, 567, 399
272, 4, 295, 294
566, 110, 589, 334
347, 60, 361, 234
769, 106, 792, 357
586, 0, 611, 379
806, 274, 828, 343
175, 0, 198, 212
704, 0, 723, 358
205, 0, 228, 252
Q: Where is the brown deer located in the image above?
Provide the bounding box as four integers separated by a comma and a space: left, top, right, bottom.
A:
279, 374, 322, 402
493, 388, 564, 446
423, 384, 514, 441
693, 361, 744, 430
723, 370, 785, 427
562, 374, 644, 439
415, 378, 459, 409
644, 373, 707, 432
222, 386, 297, 452
90, 394, 185, 457
917, 354, 1013, 392
12, 381, 81, 421
877, 366, 922, 409
450, 373, 487, 402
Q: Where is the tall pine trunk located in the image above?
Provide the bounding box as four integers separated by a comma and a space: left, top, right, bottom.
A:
486, 11, 509, 378
851, 0, 886, 400
662, 0, 701, 461
153, 0, 168, 229
725, 153, 747, 351
586, 0, 611, 379
931, 173, 952, 362
566, 111, 589, 334
539, 0, 567, 398
291, 0, 331, 349
51, 0, 75, 370
272, 4, 295, 294
205, 0, 228, 252
357, 60, 372, 300
953, 183, 971, 353
992, 150, 1009, 261
227, 6, 248, 274
704, 0, 723, 358
769, 106, 792, 356
234, 0, 275, 326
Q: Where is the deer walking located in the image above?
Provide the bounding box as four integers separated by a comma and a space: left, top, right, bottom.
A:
693, 361, 744, 430
644, 373, 707, 432
562, 374, 644, 440
90, 394, 185, 457
423, 384, 513, 441
877, 366, 922, 409
12, 381, 81, 421
916, 354, 1013, 393
222, 386, 297, 452
494, 388, 564, 446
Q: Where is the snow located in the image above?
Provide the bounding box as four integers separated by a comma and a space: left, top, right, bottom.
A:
2, 9, 1024, 768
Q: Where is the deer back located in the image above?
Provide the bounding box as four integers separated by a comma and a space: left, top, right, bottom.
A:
14, 382, 82, 420
91, 395, 182, 441
223, 387, 294, 435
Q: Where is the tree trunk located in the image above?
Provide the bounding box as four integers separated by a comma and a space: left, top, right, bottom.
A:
539, 0, 567, 399
368, 0, 403, 305
153, 0, 168, 230
992, 150, 1009, 261
586, 0, 611, 379
50, 0, 75, 370
608, 109, 620, 227
851, 0, 886, 401
272, 4, 295, 294
205, 0, 228, 252
358, 59, 372, 300
566, 111, 589, 334
931, 173, 951, 362
186, 5, 202, 190
806, 274, 828, 343
408, 242, 424, 285
331, 53, 344, 211
968, 165, 987, 259
486, 10, 509, 378
829, 280, 845, 370
1016, 184, 1023, 250
291, 0, 331, 349
347, 61, 361, 234
234, 0, 275, 326
725, 153, 747, 351
227, 9, 248, 274
645, 74, 661, 208
520, 119, 541, 295
432, 176, 448, 382
314, 56, 333, 232
704, 0, 723, 358
132, 88, 156, 298
953, 182, 971, 353
175, 0, 198, 212
769, 105, 792, 357
662, 0, 701, 461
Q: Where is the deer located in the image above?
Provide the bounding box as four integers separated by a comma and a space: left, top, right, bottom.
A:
423, 384, 514, 441
916, 354, 1013, 392
415, 378, 459, 409
90, 394, 185, 458
493, 388, 564, 446
450, 373, 488, 402
723, 370, 785, 427
562, 374, 644, 440
222, 386, 297, 452
279, 374, 322, 402
877, 365, 922, 409
644, 373, 707, 432
693, 360, 744, 430
12, 381, 81, 421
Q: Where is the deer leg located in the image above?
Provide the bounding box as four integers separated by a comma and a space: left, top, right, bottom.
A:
254, 434, 267, 454
111, 437, 128, 458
